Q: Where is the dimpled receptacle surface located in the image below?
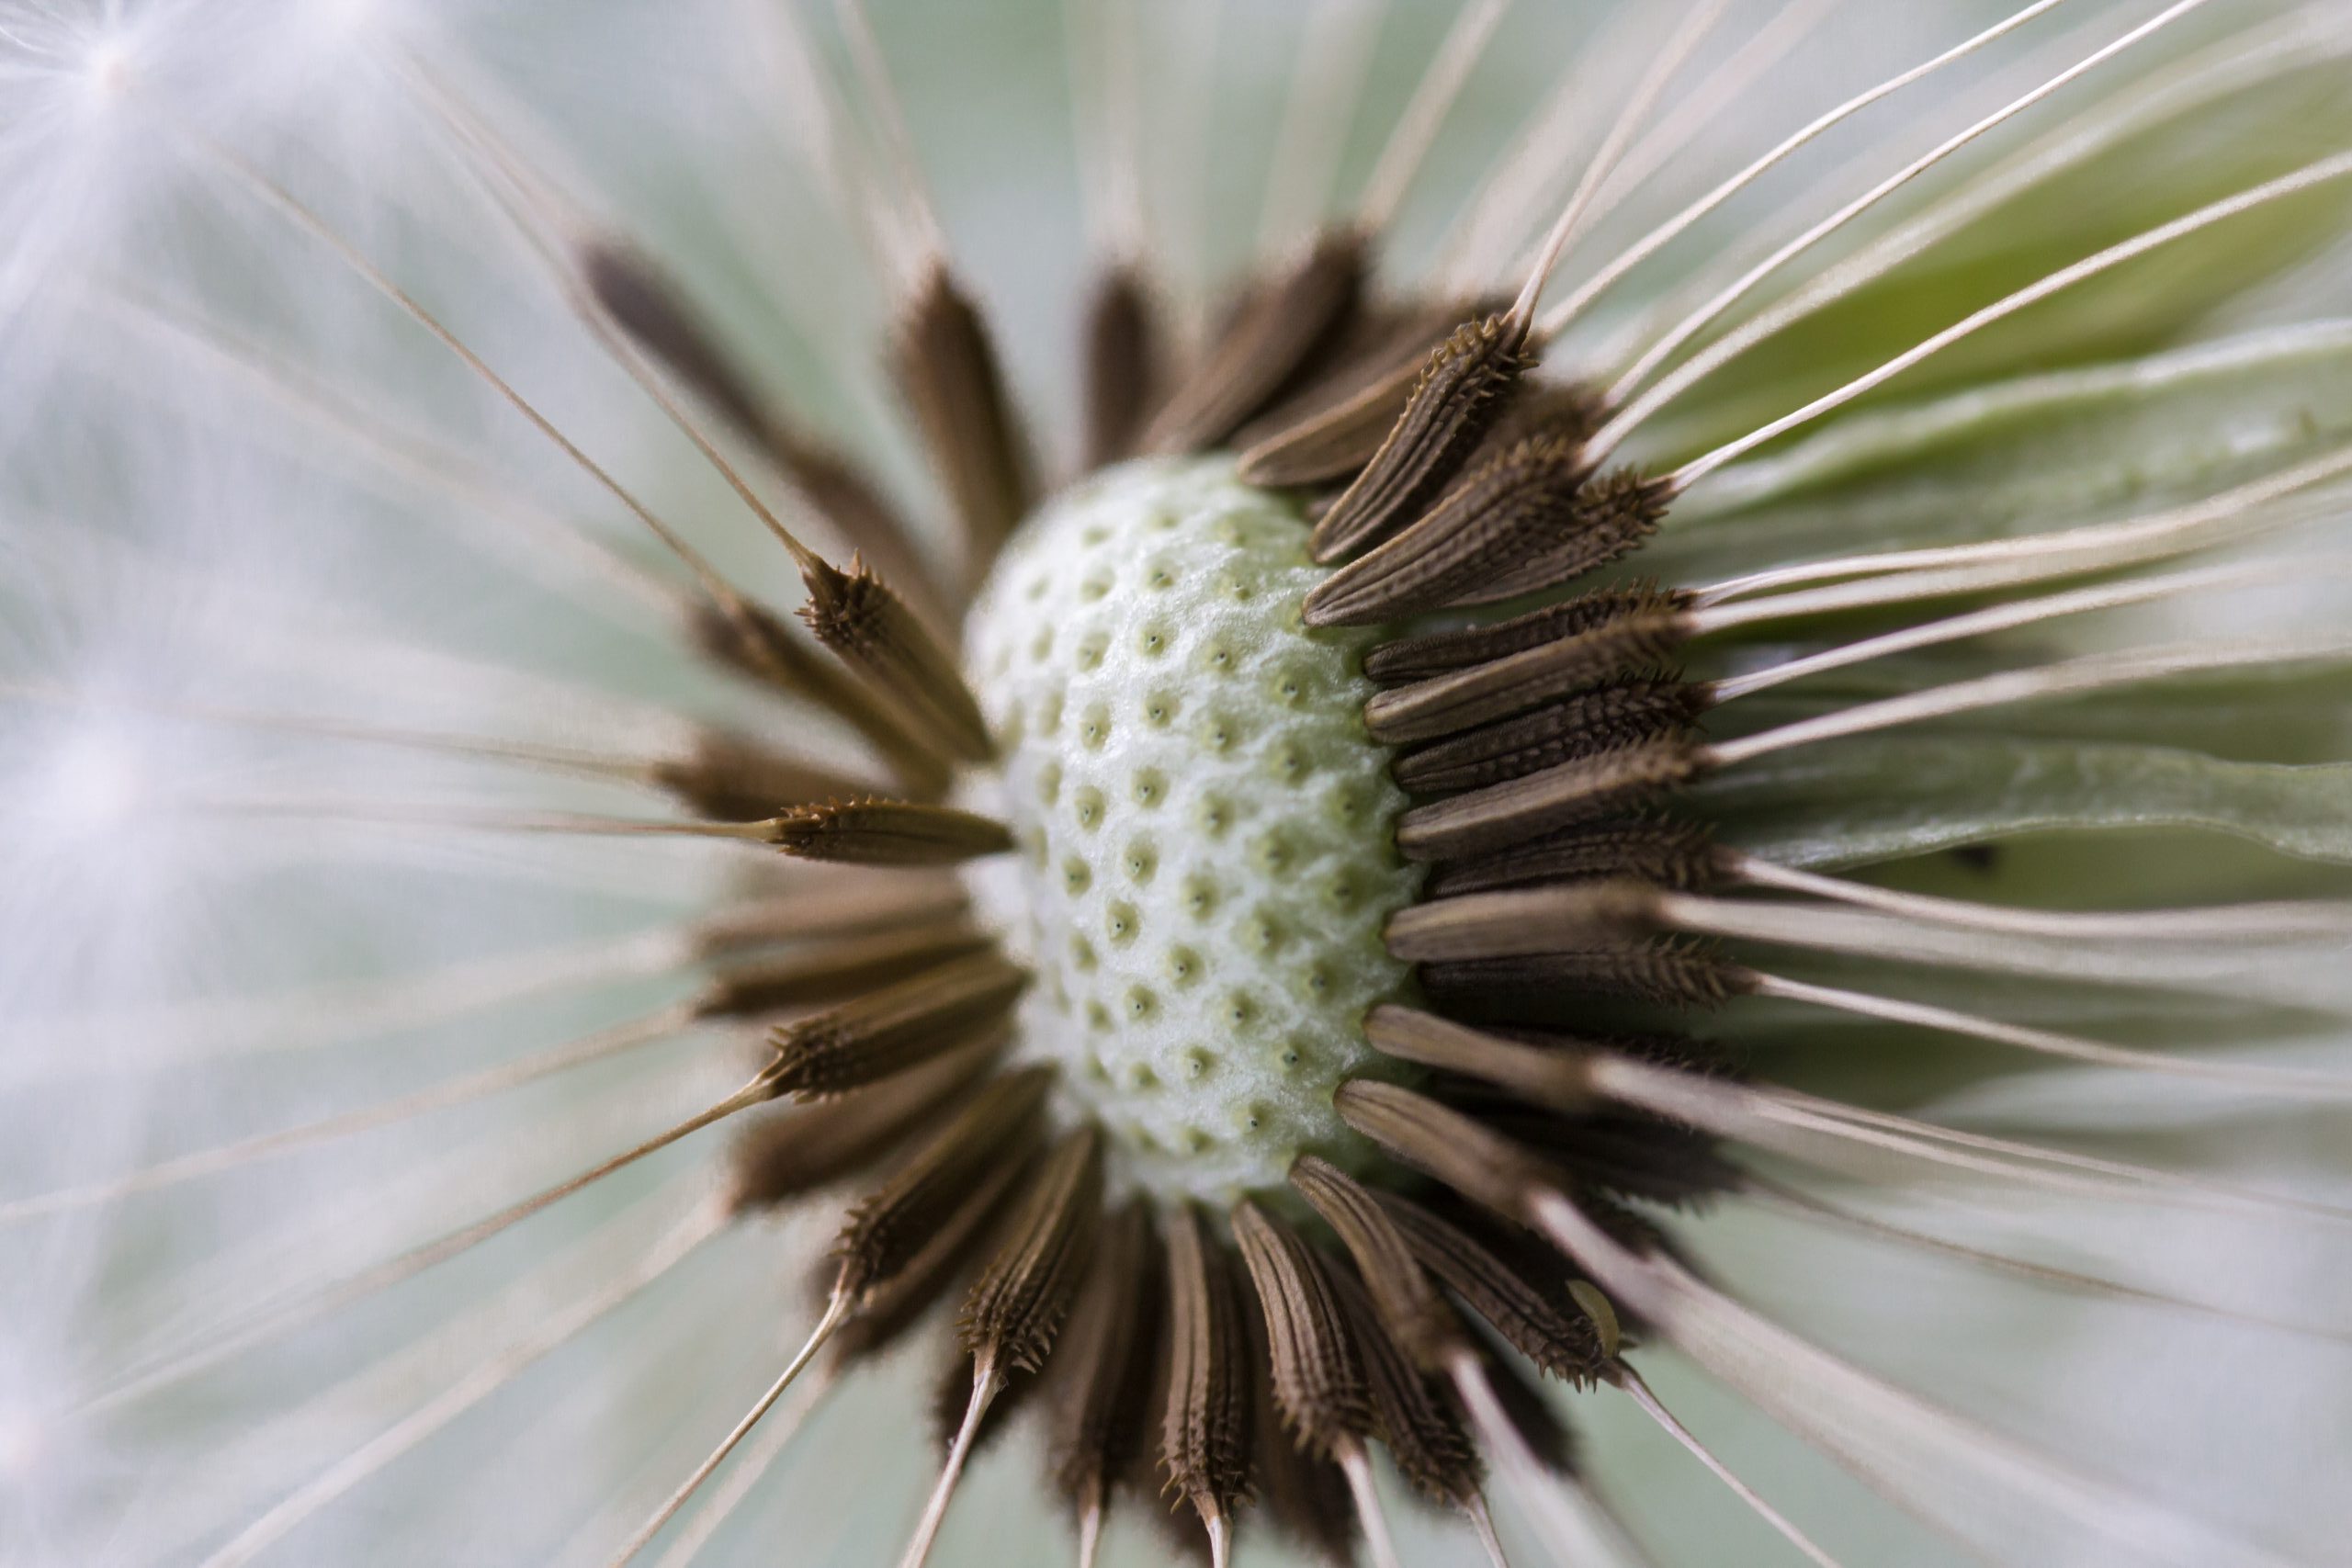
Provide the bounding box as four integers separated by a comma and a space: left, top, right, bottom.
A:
959, 457, 1420, 1201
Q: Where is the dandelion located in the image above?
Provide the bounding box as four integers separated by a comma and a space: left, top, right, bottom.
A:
6, 0, 2352, 1564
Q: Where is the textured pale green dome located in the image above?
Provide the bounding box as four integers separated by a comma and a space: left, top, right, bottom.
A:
959, 457, 1421, 1201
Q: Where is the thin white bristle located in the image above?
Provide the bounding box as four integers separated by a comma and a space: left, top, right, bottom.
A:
606, 1292, 854, 1568
1354, 0, 1510, 234
1338, 1440, 1407, 1568
1600, 9, 2349, 457
894, 1362, 1000, 1568
1709, 634, 2352, 767
1730, 856, 2352, 945
1670, 146, 2352, 483
1256, 0, 1385, 255
1589, 1057, 2352, 1225
833, 0, 952, 265
1747, 1179, 2352, 1348
1693, 433, 2352, 608
647, 1362, 845, 1568
1528, 1190, 2296, 1568
1517, 0, 1842, 296
397, 69, 831, 575
86, 1070, 778, 1414
741, 0, 916, 285
1538, 0, 2069, 342
77, 280, 686, 623
1613, 1364, 1843, 1568
1508, 0, 1734, 329
1702, 558, 2349, 702
1464, 1491, 1516, 1568
1447, 1352, 1654, 1568
194, 1197, 728, 1568
1740, 970, 2352, 1099
0, 1005, 707, 1225
1598, 0, 2222, 448
8, 921, 698, 1086
168, 120, 745, 609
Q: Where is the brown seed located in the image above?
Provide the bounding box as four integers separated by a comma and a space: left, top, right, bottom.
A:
1046, 1200, 1165, 1521
695, 919, 992, 1019
724, 1032, 1004, 1213
1246, 1317, 1358, 1568
1160, 1203, 1256, 1534
1466, 1097, 1738, 1209
776, 440, 955, 632
1364, 1189, 1608, 1384
1144, 230, 1368, 455
1236, 296, 1502, 487
647, 728, 867, 823
581, 239, 772, 438
1459, 468, 1674, 608
687, 599, 950, 798
890, 260, 1037, 570
1365, 610, 1693, 746
835, 1141, 1041, 1361
582, 240, 949, 622
1081, 264, 1168, 469
1230, 1201, 1373, 1458
1419, 940, 1747, 1010
1329, 1269, 1482, 1504
1360, 1006, 1599, 1113
1421, 818, 1720, 898
685, 876, 968, 959
960, 1127, 1105, 1377
1363, 582, 1690, 686
798, 557, 995, 761
1289, 1156, 1463, 1374
1395, 739, 1705, 861
1333, 1079, 1554, 1226
765, 798, 1015, 866
1393, 682, 1705, 795
1475, 378, 1610, 457
831, 1066, 1053, 1305
1304, 435, 1590, 626
769, 950, 1029, 1098
1308, 311, 1532, 563
1385, 882, 1664, 964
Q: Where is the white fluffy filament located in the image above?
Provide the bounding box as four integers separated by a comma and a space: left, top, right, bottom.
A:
647, 1362, 845, 1568
0, 1006, 706, 1224
1613, 1364, 1842, 1568
1338, 1439, 1408, 1568
1528, 1189, 2296, 1568
895, 1360, 1001, 1568
87, 1067, 780, 1413
1354, 0, 1510, 233
1445, 1352, 1657, 1568
1597, 0, 2220, 437
195, 1197, 728, 1568
1536, 0, 2070, 341
1708, 635, 2352, 767
1668, 145, 2352, 484
1507, 0, 1734, 329
606, 1292, 855, 1568
1693, 433, 2352, 608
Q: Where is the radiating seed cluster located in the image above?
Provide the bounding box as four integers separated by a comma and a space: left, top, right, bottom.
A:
961, 457, 1421, 1199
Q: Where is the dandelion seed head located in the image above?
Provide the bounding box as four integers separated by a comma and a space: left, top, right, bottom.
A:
9, 0, 2352, 1563
962, 457, 1419, 1201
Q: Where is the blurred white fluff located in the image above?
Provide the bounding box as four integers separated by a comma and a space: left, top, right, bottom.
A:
3, 1, 2352, 1565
